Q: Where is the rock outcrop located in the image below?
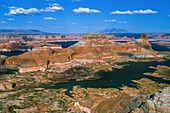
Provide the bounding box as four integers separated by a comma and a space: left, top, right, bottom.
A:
136, 34, 152, 50
92, 87, 170, 113
0, 41, 62, 52
2, 34, 161, 73
131, 87, 170, 113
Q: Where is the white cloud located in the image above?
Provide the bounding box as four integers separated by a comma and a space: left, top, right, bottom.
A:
118, 21, 127, 24
8, 18, 15, 21
73, 7, 101, 14
104, 20, 117, 22
72, 0, 82, 2
104, 19, 127, 24
111, 10, 132, 15
1, 21, 6, 24
43, 17, 57, 20
40, 3, 64, 12
83, 26, 96, 29
46, 0, 56, 2
5, 3, 64, 16
5, 7, 40, 16
133, 9, 158, 14
111, 9, 158, 15
8, 6, 17, 9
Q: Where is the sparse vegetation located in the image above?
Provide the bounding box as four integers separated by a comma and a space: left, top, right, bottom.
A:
156, 66, 170, 77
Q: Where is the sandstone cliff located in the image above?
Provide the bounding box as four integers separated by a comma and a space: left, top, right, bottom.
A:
2, 34, 161, 73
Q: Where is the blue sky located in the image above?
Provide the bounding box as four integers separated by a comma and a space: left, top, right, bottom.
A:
0, 0, 170, 33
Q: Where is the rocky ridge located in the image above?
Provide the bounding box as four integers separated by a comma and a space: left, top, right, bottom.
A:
0, 34, 163, 73
130, 87, 170, 113
67, 76, 170, 113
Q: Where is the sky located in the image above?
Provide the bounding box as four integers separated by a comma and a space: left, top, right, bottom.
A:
0, 0, 170, 33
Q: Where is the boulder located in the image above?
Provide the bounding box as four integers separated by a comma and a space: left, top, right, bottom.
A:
130, 87, 170, 113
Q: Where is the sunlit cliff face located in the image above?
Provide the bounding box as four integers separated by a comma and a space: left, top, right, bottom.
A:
1, 34, 159, 73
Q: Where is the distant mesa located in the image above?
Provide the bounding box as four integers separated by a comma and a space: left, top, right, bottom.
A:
0, 29, 51, 35
83, 34, 107, 40
0, 28, 129, 35
99, 28, 129, 34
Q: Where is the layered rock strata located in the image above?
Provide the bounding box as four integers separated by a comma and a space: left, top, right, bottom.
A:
1, 34, 162, 73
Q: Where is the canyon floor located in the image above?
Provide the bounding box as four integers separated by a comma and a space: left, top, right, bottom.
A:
0, 60, 170, 113
0, 34, 170, 113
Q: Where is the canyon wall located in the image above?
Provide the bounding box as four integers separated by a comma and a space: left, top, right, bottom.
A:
1, 34, 161, 73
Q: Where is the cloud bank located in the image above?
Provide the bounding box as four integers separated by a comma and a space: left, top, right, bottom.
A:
43, 17, 57, 20
104, 20, 117, 22
111, 9, 158, 15
73, 7, 101, 13
104, 19, 127, 24
5, 3, 64, 16
40, 3, 64, 12
72, 0, 82, 2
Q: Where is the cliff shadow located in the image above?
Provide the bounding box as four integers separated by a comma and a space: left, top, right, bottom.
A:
0, 68, 17, 75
